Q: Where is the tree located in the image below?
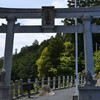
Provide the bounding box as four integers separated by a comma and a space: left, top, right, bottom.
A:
12, 53, 38, 81
36, 34, 65, 78
94, 48, 100, 73
36, 47, 52, 78
11, 40, 40, 81
32, 39, 39, 46
48, 34, 64, 69
60, 42, 75, 76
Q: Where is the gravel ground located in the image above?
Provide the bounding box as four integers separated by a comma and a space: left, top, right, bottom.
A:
17, 87, 76, 100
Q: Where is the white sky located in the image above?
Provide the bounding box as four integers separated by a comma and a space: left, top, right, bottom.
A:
0, 0, 68, 57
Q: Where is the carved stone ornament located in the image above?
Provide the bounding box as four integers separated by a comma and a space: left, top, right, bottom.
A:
0, 69, 6, 85
45, 10, 52, 25
42, 6, 54, 29
82, 69, 97, 86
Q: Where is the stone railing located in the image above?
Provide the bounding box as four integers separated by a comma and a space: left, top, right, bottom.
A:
12, 75, 85, 99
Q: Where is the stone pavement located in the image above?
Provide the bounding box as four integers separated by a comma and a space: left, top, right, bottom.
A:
16, 87, 76, 100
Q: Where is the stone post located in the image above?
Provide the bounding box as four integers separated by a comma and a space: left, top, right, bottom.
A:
81, 75, 83, 85
42, 77, 44, 88
28, 78, 31, 83
20, 79, 23, 96
35, 78, 38, 93
79, 86, 100, 100
71, 75, 73, 87
67, 76, 69, 87
84, 77, 85, 85
53, 77, 56, 89
10, 81, 13, 100
48, 77, 50, 87
74, 75, 76, 86
15, 80, 18, 98
3, 15, 17, 85
58, 76, 60, 89
82, 15, 94, 75
78, 75, 80, 85
0, 86, 12, 100
63, 76, 65, 88
27, 78, 31, 98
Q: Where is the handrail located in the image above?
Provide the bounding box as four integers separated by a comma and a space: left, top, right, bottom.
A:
12, 75, 85, 99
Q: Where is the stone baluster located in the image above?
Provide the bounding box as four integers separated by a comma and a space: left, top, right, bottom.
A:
48, 77, 50, 88
27, 78, 31, 98
63, 76, 65, 88
15, 80, 18, 98
78, 75, 80, 85
53, 77, 56, 90
67, 76, 69, 87
28, 78, 31, 83
3, 15, 17, 85
35, 78, 38, 93
20, 79, 23, 96
84, 77, 85, 85
82, 15, 94, 75
10, 81, 13, 100
42, 77, 45, 88
81, 75, 83, 85
71, 75, 73, 87
58, 76, 60, 89
74, 75, 76, 86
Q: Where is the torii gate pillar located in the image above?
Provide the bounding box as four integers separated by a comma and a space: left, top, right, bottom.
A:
3, 15, 17, 85
82, 15, 94, 75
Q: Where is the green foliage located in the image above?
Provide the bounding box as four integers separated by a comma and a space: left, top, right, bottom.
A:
0, 57, 3, 69
12, 43, 39, 81
68, 0, 100, 8
78, 52, 85, 72
11, 39, 46, 81
37, 35, 65, 78
94, 49, 100, 73
60, 42, 75, 76
37, 39, 77, 78
97, 72, 100, 78
11, 38, 54, 81
48, 34, 64, 68
36, 47, 51, 78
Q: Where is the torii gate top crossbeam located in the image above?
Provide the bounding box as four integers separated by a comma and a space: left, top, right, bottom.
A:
0, 6, 100, 18
0, 6, 100, 33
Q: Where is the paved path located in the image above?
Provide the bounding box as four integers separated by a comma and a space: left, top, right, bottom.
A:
17, 87, 76, 100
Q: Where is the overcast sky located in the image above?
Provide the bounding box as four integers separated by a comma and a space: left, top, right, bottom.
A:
0, 0, 68, 57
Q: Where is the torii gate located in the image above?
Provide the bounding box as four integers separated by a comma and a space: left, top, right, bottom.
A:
0, 6, 100, 86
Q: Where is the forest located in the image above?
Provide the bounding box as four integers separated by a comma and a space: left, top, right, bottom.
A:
0, 0, 100, 81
